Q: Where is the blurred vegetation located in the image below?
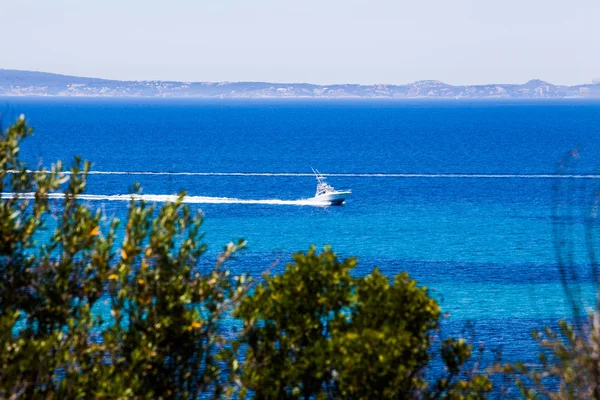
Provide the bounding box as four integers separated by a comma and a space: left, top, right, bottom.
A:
499, 318, 600, 399
494, 148, 600, 399
0, 116, 493, 398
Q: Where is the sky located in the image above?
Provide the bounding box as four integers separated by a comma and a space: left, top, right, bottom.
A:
1, 0, 599, 85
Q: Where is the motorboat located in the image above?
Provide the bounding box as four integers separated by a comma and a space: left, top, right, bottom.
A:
311, 168, 351, 205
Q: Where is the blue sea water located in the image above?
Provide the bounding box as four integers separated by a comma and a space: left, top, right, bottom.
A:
4, 97, 600, 368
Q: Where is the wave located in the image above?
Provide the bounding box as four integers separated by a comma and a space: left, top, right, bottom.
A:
10, 170, 600, 179
1, 192, 332, 207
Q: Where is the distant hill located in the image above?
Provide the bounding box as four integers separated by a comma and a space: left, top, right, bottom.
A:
1, 69, 599, 98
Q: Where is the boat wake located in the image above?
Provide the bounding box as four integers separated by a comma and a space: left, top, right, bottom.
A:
1, 192, 335, 207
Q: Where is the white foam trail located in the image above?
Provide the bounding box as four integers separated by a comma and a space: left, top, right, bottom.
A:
8, 170, 600, 179
1, 192, 332, 207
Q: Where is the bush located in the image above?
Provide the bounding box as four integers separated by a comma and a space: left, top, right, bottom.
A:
500, 317, 600, 399
0, 117, 491, 399
235, 247, 492, 399
0, 116, 247, 399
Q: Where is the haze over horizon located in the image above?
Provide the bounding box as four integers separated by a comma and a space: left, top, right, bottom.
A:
2, 0, 599, 86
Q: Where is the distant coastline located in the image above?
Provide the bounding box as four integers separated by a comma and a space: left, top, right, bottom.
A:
1, 69, 600, 99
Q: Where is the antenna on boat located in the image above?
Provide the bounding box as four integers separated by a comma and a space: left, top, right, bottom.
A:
311, 167, 326, 183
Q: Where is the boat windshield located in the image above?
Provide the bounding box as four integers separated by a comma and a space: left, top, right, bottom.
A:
316, 181, 334, 196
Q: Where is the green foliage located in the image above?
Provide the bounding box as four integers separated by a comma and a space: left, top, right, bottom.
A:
236, 246, 492, 399
500, 316, 600, 400
0, 116, 247, 399
333, 269, 439, 398
1, 116, 492, 399
235, 247, 354, 399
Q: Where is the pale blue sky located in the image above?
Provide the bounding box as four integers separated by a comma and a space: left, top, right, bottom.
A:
1, 0, 599, 85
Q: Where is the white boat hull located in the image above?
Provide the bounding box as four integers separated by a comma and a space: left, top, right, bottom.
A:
312, 190, 351, 205
310, 169, 351, 205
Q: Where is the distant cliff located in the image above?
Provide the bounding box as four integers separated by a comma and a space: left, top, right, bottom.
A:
1, 69, 599, 98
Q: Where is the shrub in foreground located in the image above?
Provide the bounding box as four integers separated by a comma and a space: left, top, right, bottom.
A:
0, 116, 247, 398
500, 317, 600, 399
235, 247, 492, 399
1, 117, 490, 399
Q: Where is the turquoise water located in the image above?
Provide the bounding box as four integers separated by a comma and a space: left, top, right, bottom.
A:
5, 97, 600, 363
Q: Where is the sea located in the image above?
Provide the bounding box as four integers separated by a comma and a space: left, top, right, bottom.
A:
4, 97, 600, 373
